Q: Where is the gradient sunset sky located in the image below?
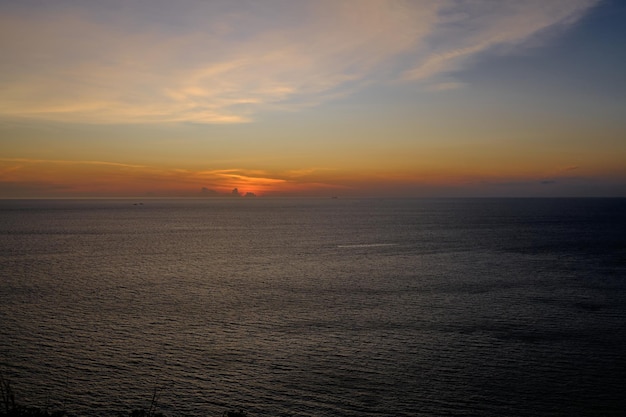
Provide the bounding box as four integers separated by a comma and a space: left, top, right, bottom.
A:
1, 0, 625, 198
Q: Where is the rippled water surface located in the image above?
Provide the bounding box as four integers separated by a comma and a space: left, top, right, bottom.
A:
1, 198, 625, 416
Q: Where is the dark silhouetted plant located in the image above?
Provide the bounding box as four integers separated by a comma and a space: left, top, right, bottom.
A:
0, 373, 65, 417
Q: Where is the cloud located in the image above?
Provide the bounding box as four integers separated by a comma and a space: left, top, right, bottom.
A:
0, 0, 599, 124
0, 158, 145, 168
0, 157, 345, 197
425, 81, 467, 92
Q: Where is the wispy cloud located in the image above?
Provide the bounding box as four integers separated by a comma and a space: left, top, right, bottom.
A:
0, 158, 146, 168
0, 157, 342, 197
0, 0, 599, 124
425, 81, 467, 92
403, 0, 598, 81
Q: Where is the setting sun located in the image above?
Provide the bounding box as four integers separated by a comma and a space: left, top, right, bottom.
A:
1, 0, 624, 197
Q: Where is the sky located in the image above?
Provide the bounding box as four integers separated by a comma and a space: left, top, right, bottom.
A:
1, 0, 625, 198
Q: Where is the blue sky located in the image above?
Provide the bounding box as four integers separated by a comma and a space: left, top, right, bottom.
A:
0, 0, 624, 197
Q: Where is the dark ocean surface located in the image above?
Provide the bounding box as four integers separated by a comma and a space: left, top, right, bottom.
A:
1, 198, 625, 416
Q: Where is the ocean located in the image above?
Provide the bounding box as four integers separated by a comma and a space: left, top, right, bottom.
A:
1, 198, 625, 416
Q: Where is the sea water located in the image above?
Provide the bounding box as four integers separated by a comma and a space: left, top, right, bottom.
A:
1, 198, 625, 416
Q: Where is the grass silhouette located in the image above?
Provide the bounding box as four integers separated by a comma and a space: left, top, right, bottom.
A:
0, 374, 247, 417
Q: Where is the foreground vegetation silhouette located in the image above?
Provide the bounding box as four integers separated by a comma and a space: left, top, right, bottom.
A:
0, 375, 247, 417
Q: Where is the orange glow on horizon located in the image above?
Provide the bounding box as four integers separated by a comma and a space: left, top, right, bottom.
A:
0, 158, 346, 198
2, 157, 624, 198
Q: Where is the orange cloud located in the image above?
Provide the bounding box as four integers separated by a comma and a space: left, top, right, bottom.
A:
2, 156, 624, 199
0, 158, 345, 198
